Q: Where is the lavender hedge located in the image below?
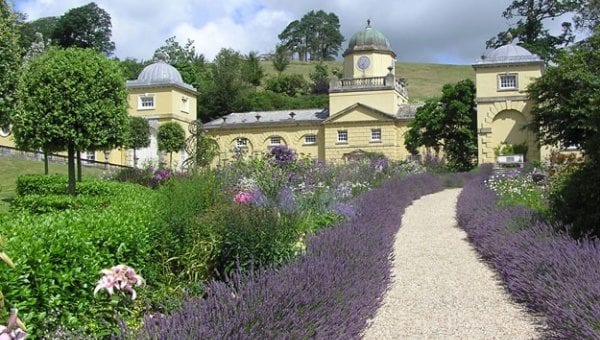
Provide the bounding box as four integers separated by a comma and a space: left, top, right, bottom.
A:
132, 173, 445, 338
457, 164, 600, 339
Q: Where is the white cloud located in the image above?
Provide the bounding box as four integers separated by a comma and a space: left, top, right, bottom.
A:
13, 0, 585, 64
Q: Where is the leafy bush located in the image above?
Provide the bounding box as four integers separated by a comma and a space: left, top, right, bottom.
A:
264, 74, 309, 97
485, 169, 548, 214
10, 194, 109, 214
549, 159, 600, 238
16, 174, 113, 196
494, 142, 528, 157
0, 182, 159, 337
135, 174, 445, 338
457, 164, 600, 338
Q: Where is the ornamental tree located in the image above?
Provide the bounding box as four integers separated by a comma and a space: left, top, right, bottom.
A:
0, 0, 22, 129
126, 116, 151, 167
13, 47, 128, 194
157, 122, 186, 168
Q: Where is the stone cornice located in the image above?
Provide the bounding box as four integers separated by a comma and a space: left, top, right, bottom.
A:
476, 95, 528, 104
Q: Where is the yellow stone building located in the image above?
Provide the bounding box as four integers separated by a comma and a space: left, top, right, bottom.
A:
0, 60, 197, 169
205, 21, 420, 163
472, 42, 546, 164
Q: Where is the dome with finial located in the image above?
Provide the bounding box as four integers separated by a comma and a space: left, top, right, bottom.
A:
126, 54, 196, 92
343, 20, 395, 57
477, 36, 542, 65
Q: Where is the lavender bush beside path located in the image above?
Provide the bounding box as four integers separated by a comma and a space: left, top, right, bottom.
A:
136, 173, 445, 338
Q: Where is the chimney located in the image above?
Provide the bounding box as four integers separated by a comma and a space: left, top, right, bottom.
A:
255, 114, 261, 121
289, 112, 296, 119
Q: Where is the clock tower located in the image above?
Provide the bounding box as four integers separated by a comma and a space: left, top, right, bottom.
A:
342, 19, 397, 79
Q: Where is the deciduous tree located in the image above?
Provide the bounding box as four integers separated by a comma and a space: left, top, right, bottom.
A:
158, 122, 186, 168
13, 48, 128, 194
242, 51, 264, 86
487, 0, 582, 62
127, 116, 151, 167
405, 79, 477, 171
0, 0, 22, 129
52, 2, 115, 55
278, 10, 343, 61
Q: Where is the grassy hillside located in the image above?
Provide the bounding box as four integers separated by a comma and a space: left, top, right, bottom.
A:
260, 61, 475, 103
0, 158, 105, 212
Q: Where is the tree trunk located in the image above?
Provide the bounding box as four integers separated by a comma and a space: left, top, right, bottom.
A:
169, 152, 173, 169
133, 148, 137, 168
76, 150, 82, 182
43, 149, 49, 175
67, 145, 76, 195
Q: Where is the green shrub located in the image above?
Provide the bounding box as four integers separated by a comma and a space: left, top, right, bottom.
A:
264, 74, 309, 96
214, 202, 305, 275
549, 159, 600, 238
0, 182, 159, 337
10, 194, 109, 214
16, 175, 113, 196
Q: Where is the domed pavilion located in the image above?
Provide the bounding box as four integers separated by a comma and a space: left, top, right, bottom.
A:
472, 40, 545, 164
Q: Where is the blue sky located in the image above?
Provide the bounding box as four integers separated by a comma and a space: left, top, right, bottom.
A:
11, 0, 576, 64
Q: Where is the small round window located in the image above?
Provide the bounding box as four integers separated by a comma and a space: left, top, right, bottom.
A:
0, 125, 11, 137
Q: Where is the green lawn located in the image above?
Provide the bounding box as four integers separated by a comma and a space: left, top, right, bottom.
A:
259, 60, 475, 102
0, 157, 105, 212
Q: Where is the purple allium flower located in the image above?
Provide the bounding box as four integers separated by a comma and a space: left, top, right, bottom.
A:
269, 146, 296, 167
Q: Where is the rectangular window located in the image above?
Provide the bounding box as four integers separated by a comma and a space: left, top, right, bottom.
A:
498, 74, 518, 90
138, 95, 155, 109
181, 96, 190, 113
371, 128, 382, 142
304, 135, 317, 145
270, 136, 281, 145
337, 130, 348, 143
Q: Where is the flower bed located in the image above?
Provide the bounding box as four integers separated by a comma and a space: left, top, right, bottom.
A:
457, 165, 600, 339
135, 173, 446, 338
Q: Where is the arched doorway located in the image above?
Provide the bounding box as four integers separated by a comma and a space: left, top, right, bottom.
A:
491, 109, 533, 160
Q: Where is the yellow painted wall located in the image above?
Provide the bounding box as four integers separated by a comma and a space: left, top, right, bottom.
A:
127, 87, 197, 122
208, 124, 323, 164
343, 52, 395, 78
329, 89, 403, 116
474, 64, 542, 98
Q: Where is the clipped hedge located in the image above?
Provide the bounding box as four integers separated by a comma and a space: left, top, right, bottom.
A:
135, 173, 445, 338
0, 181, 159, 337
457, 164, 600, 339
16, 174, 113, 196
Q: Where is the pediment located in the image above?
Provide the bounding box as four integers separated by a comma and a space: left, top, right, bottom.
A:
324, 103, 396, 124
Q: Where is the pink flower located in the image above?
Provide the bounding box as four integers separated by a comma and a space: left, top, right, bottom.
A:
234, 191, 253, 204
94, 264, 145, 300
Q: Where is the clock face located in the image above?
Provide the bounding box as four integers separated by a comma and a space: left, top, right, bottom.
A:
357, 56, 370, 70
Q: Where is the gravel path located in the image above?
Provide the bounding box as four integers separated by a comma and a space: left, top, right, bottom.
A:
363, 188, 540, 339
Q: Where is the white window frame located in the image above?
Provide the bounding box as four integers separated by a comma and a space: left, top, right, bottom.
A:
371, 128, 382, 142
304, 135, 317, 145
0, 125, 11, 137
138, 94, 155, 110
498, 73, 518, 90
337, 130, 348, 144
269, 136, 282, 146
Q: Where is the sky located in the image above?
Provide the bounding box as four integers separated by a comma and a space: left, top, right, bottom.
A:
13, 0, 572, 65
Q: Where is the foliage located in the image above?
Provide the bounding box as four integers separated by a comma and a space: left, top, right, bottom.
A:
136, 174, 444, 338
118, 57, 147, 80
13, 47, 128, 194
485, 168, 547, 214
15, 174, 112, 196
0, 181, 159, 337
112, 167, 182, 189
278, 10, 344, 61
127, 117, 150, 167
158, 122, 185, 167
457, 165, 600, 339
199, 48, 252, 121
272, 44, 290, 74
23, 31, 51, 62
244, 91, 328, 111
574, 0, 600, 31
241, 51, 264, 86
183, 121, 220, 169
17, 16, 59, 52
309, 62, 330, 94
264, 74, 309, 96
528, 33, 600, 159
153, 36, 207, 86
549, 159, 600, 238
51, 2, 115, 55
493, 142, 528, 157
0, 0, 22, 129
404, 79, 477, 171
486, 0, 582, 62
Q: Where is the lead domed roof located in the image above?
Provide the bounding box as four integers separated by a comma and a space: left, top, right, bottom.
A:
126, 59, 196, 92
343, 20, 395, 57
477, 43, 542, 65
